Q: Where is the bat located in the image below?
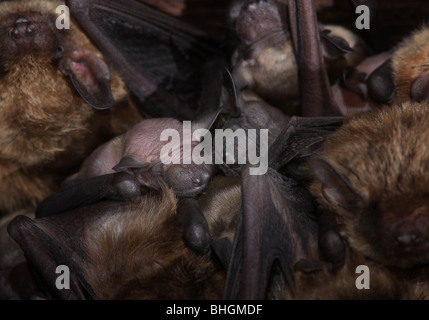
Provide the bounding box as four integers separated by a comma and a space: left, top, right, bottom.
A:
35, 108, 220, 219
65, 0, 221, 120
223, 0, 429, 299
309, 102, 429, 269
337, 25, 429, 112
306, 26, 429, 274
0, 0, 143, 214
229, 0, 367, 115
331, 50, 393, 115
281, 246, 429, 299
8, 187, 227, 300
391, 26, 429, 104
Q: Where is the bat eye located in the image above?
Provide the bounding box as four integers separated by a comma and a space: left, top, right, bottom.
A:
193, 178, 202, 186
76, 58, 87, 67
54, 46, 64, 59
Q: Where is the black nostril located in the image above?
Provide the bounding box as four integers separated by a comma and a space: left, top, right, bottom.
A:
9, 16, 36, 38
26, 24, 36, 34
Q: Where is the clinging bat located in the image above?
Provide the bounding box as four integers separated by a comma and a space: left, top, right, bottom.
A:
229, 0, 368, 115
307, 26, 429, 273
8, 187, 226, 300
35, 110, 220, 218
309, 102, 429, 269
391, 26, 429, 104
340, 25, 429, 110
0, 0, 143, 214
65, 0, 221, 120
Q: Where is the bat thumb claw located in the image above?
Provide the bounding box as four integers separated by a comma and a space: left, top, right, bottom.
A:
113, 156, 148, 172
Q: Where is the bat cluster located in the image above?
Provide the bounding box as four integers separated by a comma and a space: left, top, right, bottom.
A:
1, 0, 429, 300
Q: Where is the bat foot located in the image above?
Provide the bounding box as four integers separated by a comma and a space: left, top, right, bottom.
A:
319, 229, 346, 270
182, 222, 212, 256
112, 172, 143, 202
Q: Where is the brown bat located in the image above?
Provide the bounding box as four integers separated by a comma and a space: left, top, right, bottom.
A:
230, 0, 367, 115
309, 102, 429, 269
391, 26, 429, 104
349, 26, 429, 110
34, 106, 222, 220
0, 0, 143, 214
281, 248, 429, 300
7, 187, 227, 299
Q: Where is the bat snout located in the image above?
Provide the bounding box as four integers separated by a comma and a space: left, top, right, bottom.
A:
9, 16, 36, 41
394, 225, 422, 247
388, 214, 429, 262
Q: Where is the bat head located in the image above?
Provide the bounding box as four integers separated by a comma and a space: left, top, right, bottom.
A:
0, 0, 125, 110
309, 103, 429, 268
164, 163, 214, 197
310, 156, 429, 269
234, 0, 288, 44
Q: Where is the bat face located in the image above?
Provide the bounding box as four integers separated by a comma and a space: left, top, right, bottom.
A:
310, 102, 429, 268
0, 0, 129, 166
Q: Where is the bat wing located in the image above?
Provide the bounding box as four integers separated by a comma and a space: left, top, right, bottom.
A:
7, 213, 95, 299
35, 173, 142, 218
66, 0, 219, 119
223, 165, 319, 300
289, 0, 341, 116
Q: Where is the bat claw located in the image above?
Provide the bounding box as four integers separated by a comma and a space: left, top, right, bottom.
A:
113, 156, 149, 172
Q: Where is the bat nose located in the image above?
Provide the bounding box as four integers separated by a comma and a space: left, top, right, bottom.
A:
394, 224, 422, 247
9, 16, 36, 39
396, 233, 419, 246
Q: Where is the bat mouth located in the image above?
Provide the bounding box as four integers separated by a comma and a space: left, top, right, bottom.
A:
392, 241, 429, 264
175, 181, 210, 197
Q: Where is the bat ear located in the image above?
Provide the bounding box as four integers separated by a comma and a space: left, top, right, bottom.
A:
309, 156, 368, 210
410, 70, 429, 103
59, 50, 114, 110
367, 59, 394, 104
320, 29, 354, 60
7, 215, 92, 300
221, 68, 241, 117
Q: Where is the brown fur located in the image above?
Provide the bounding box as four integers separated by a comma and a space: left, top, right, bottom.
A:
284, 250, 429, 300
232, 18, 367, 114
199, 176, 241, 241
302, 102, 429, 299
0, 0, 143, 213
84, 188, 225, 300
392, 26, 429, 104
310, 102, 429, 265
